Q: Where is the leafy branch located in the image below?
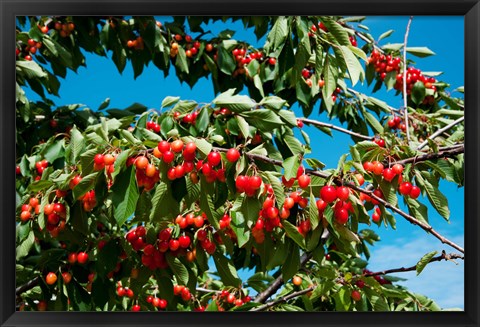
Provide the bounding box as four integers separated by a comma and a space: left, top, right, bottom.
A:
298, 118, 375, 141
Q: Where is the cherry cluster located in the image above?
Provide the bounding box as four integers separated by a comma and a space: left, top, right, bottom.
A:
387, 115, 407, 132
170, 34, 202, 58
319, 185, 353, 224
116, 285, 135, 298
216, 290, 252, 308
368, 50, 437, 101
34, 159, 49, 180
126, 225, 148, 251
16, 38, 42, 61
43, 201, 67, 236
146, 295, 168, 310
53, 20, 75, 38
173, 284, 192, 301
173, 110, 200, 125
235, 175, 263, 197
131, 155, 161, 191
196, 229, 217, 255
398, 182, 421, 199
146, 120, 161, 133
67, 251, 89, 265
127, 36, 145, 50
19, 197, 40, 223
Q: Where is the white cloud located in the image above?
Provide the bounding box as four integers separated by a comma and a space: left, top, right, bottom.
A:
367, 231, 464, 310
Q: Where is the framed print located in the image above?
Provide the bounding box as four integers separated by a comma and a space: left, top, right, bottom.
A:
1, 0, 479, 327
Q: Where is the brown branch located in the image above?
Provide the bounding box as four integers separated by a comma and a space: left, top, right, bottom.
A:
363, 251, 464, 277
250, 286, 315, 312
254, 253, 311, 304
16, 276, 40, 296
392, 143, 464, 166
402, 16, 413, 144
298, 118, 374, 141
416, 117, 465, 151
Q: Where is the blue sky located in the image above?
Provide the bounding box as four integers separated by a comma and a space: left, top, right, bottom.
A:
22, 16, 464, 309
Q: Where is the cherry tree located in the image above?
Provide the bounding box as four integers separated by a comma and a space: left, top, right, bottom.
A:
15, 16, 464, 312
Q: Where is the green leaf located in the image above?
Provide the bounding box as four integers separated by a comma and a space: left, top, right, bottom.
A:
321, 17, 351, 46
16, 230, 34, 261
72, 172, 99, 200
217, 44, 236, 75
166, 254, 189, 285
277, 109, 297, 126
193, 138, 212, 157
378, 29, 394, 41
16, 60, 47, 79
212, 252, 241, 287
339, 45, 364, 86
69, 126, 85, 163
309, 192, 320, 230
364, 287, 390, 311
406, 47, 436, 58
415, 171, 450, 220
281, 240, 300, 281
282, 220, 306, 249
97, 98, 110, 110
236, 116, 250, 139
150, 181, 179, 223
411, 81, 426, 105
416, 251, 438, 275
260, 97, 288, 111
213, 89, 255, 112
230, 211, 250, 248
268, 16, 289, 50
240, 109, 284, 131
95, 239, 121, 276
263, 171, 285, 207
111, 166, 139, 226
364, 112, 384, 134
175, 46, 189, 73
283, 135, 304, 155
161, 96, 180, 108
283, 155, 300, 180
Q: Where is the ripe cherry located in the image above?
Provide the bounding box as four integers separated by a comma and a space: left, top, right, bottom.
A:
336, 186, 350, 201
104, 154, 115, 165
399, 182, 413, 195
94, 154, 105, 165
268, 57, 276, 65
409, 185, 421, 199
351, 290, 362, 302
184, 142, 197, 154
77, 252, 89, 264
207, 151, 221, 166
61, 272, 72, 284
135, 156, 149, 170
171, 139, 184, 153
320, 185, 337, 203
297, 175, 311, 189
382, 168, 396, 182
373, 161, 384, 175
162, 151, 175, 164
363, 161, 374, 172
372, 212, 381, 223
178, 235, 191, 248
132, 305, 141, 312
226, 148, 240, 163
67, 252, 77, 264
392, 163, 404, 175
292, 276, 302, 286
335, 208, 349, 224
46, 272, 57, 285
169, 239, 180, 251
157, 140, 170, 153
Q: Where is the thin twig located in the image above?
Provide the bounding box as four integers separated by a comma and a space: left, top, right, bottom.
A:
16, 276, 40, 296
251, 286, 315, 312
416, 117, 465, 150
196, 287, 222, 294
254, 253, 311, 304
362, 251, 464, 277
393, 143, 464, 166
402, 16, 413, 144
298, 118, 374, 141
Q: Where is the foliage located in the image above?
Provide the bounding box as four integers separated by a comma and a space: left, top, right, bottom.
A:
15, 16, 464, 312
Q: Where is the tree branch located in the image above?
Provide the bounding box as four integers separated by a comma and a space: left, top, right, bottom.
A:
416, 116, 465, 151
393, 143, 464, 166
251, 251, 463, 312
363, 251, 464, 277
16, 276, 40, 296
254, 253, 311, 304
298, 118, 374, 141
251, 286, 315, 312
402, 16, 413, 144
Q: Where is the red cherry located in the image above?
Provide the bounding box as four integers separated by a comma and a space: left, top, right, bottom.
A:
351, 290, 362, 302
409, 185, 421, 199
157, 141, 171, 153
158, 299, 167, 309
320, 185, 337, 203
266, 206, 279, 219
297, 175, 311, 189
135, 156, 149, 170
169, 239, 180, 251
372, 212, 381, 223
171, 139, 184, 153
77, 252, 89, 264
392, 164, 404, 175
399, 182, 413, 195
162, 151, 175, 164
336, 186, 350, 201
94, 154, 105, 165
373, 161, 384, 175
382, 168, 396, 182
178, 235, 191, 248
46, 272, 57, 285
67, 252, 77, 264
268, 57, 276, 65
226, 148, 240, 163
207, 152, 221, 166
363, 161, 374, 172
184, 142, 197, 154
335, 208, 349, 224
158, 228, 172, 241
250, 176, 262, 189
132, 305, 141, 312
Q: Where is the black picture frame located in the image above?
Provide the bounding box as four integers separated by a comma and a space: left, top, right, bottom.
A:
1, 1, 478, 326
